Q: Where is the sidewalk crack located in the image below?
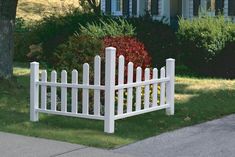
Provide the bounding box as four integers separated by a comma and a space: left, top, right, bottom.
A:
51, 146, 88, 157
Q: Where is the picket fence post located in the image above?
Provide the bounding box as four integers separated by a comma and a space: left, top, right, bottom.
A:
30, 62, 39, 121
104, 47, 116, 133
166, 58, 175, 115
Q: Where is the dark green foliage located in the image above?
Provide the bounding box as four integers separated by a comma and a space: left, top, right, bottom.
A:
128, 18, 180, 68
79, 18, 135, 38
14, 9, 235, 78
52, 35, 104, 111
212, 42, 235, 78
14, 10, 176, 70
177, 16, 234, 54
177, 16, 235, 78
14, 10, 133, 65
54, 35, 103, 78
14, 18, 32, 62
14, 10, 105, 64
28, 11, 102, 65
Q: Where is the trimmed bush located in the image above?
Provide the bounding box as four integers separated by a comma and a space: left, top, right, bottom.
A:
79, 18, 135, 38
128, 18, 180, 67
103, 36, 152, 81
14, 10, 106, 63
54, 35, 103, 76
14, 11, 137, 64
177, 16, 235, 78
14, 18, 35, 62
177, 16, 234, 55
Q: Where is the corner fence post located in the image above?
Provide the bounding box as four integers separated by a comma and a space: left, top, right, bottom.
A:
104, 47, 116, 133
166, 58, 175, 115
30, 62, 39, 121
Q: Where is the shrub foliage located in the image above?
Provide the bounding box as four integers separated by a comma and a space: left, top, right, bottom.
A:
79, 18, 135, 38
177, 16, 235, 78
128, 18, 180, 67
54, 35, 103, 75
103, 36, 152, 81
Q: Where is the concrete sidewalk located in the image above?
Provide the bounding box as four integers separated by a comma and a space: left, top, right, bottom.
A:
1, 114, 235, 157
0, 132, 132, 157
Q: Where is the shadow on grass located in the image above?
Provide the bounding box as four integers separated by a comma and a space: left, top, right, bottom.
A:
1, 67, 235, 148
112, 83, 235, 141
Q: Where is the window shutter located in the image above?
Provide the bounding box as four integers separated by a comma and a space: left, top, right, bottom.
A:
215, 0, 224, 15
105, 0, 111, 14
123, 0, 130, 16
132, 0, 137, 16
228, 0, 235, 16
193, 0, 200, 16
151, 0, 159, 15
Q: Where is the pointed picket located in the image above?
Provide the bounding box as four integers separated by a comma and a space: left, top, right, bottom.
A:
160, 67, 166, 106
71, 70, 78, 113
118, 55, 124, 115
152, 68, 158, 107
94, 56, 101, 116
82, 63, 89, 115
135, 67, 142, 111
41, 70, 47, 110
127, 62, 134, 113
144, 68, 150, 109
51, 70, 57, 111
61, 70, 67, 112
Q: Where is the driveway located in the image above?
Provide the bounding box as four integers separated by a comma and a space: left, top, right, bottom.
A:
113, 114, 235, 157
0, 114, 235, 157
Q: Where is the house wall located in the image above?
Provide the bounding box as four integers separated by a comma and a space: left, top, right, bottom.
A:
224, 0, 235, 22
182, 0, 193, 18
101, 0, 105, 13
139, 0, 147, 16
100, 0, 235, 22
129, 0, 132, 16
170, 0, 182, 17
158, 0, 164, 16
163, 0, 170, 21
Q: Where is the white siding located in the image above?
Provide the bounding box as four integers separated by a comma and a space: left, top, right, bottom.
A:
101, 0, 106, 13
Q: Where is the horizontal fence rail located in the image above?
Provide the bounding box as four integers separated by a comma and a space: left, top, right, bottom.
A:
30, 47, 175, 133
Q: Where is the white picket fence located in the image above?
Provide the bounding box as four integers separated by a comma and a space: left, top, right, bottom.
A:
30, 47, 175, 133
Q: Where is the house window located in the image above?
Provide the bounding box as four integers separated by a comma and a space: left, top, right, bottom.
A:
228, 0, 235, 16
116, 0, 121, 11
205, 0, 215, 16
193, 0, 200, 16
151, 0, 159, 15
112, 0, 122, 15
215, 0, 224, 15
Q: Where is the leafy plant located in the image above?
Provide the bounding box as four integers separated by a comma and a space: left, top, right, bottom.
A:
128, 18, 180, 67
79, 18, 135, 38
177, 15, 235, 78
177, 15, 234, 54
103, 36, 152, 81
14, 10, 103, 63
54, 35, 103, 74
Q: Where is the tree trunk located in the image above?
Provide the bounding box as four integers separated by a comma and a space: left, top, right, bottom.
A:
0, 0, 18, 79
0, 20, 14, 79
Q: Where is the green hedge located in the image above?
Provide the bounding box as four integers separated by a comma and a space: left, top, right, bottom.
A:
79, 18, 135, 38
128, 18, 180, 67
177, 16, 235, 78
14, 11, 108, 64
14, 12, 175, 69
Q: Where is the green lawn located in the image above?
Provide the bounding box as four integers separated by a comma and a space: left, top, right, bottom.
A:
0, 63, 235, 148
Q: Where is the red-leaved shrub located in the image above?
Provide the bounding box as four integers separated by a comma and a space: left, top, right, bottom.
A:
103, 37, 152, 81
